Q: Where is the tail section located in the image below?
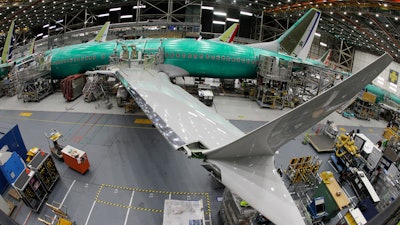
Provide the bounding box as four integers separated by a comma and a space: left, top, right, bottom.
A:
91, 21, 110, 42
1, 20, 15, 64
247, 8, 321, 60
319, 49, 332, 65
203, 53, 392, 225
29, 38, 36, 55
214, 23, 239, 43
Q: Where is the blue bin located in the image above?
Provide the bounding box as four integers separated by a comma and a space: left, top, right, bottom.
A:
0, 151, 26, 184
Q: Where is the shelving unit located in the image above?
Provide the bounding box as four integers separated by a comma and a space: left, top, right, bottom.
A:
13, 169, 48, 212
27, 152, 59, 192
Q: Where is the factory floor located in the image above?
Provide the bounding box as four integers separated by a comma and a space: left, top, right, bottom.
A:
0, 92, 390, 225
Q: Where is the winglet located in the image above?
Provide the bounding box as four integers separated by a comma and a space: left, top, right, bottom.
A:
1, 20, 15, 63
210, 23, 239, 43
92, 21, 110, 42
247, 8, 321, 60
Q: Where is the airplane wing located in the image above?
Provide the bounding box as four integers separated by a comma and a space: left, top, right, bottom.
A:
110, 53, 392, 225
111, 65, 245, 150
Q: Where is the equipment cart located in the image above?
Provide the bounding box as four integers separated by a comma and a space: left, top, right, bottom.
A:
61, 145, 90, 174
13, 169, 48, 212
28, 151, 59, 192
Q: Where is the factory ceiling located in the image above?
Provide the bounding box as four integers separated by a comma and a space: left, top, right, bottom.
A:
0, 0, 399, 62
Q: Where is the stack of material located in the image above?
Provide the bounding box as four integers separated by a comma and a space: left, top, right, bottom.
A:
61, 74, 85, 101
220, 188, 257, 225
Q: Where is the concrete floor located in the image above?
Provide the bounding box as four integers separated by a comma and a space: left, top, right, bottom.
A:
0, 93, 390, 225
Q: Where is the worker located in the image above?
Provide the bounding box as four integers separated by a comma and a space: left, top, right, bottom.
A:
370, 167, 382, 184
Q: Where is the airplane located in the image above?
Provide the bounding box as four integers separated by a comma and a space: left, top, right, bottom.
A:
49, 9, 321, 79
0, 21, 111, 80
1, 8, 393, 224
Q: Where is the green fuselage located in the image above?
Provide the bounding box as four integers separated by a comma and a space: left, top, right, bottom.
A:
48, 38, 298, 80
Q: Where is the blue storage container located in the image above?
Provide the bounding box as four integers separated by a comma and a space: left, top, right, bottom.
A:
0, 123, 28, 161
0, 151, 26, 184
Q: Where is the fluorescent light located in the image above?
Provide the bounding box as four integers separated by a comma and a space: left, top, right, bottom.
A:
121, 15, 133, 19
36, 33, 43, 37
201, 6, 214, 10
389, 86, 397, 92
55, 27, 63, 31
43, 35, 48, 38
315, 32, 321, 37
390, 83, 397, 88
227, 18, 239, 23
377, 77, 384, 81
49, 25, 56, 29
133, 5, 146, 9
240, 11, 252, 16
320, 42, 327, 47
213, 20, 225, 25
214, 11, 227, 17
56, 19, 63, 23
97, 13, 109, 17
109, 7, 121, 12
42, 24, 49, 28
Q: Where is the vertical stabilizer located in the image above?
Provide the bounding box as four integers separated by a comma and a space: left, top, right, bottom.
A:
247, 8, 321, 60
1, 20, 15, 63
209, 23, 239, 43
218, 23, 239, 43
319, 49, 332, 65
29, 38, 36, 55
279, 9, 321, 59
92, 21, 110, 42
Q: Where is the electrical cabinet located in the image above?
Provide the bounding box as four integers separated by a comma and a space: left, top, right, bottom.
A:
28, 152, 59, 192
13, 170, 47, 212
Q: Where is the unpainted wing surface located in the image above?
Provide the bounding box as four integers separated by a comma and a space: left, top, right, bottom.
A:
112, 53, 392, 225
112, 65, 244, 150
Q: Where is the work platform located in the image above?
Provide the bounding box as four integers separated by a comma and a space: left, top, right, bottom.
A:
307, 134, 335, 153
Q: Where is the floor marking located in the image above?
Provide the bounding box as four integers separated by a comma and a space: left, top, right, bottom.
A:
19, 112, 32, 117
97, 183, 211, 214
85, 201, 97, 225
124, 191, 135, 225
134, 118, 153, 124
61, 179, 76, 207
22, 210, 32, 225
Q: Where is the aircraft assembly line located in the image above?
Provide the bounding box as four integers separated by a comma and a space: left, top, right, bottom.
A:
0, 3, 399, 225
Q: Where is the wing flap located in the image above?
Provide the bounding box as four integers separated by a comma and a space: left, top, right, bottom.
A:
113, 65, 244, 149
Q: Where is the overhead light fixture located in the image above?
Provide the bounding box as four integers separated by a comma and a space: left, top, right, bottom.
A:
319, 42, 327, 47
121, 15, 133, 19
133, 5, 146, 9
97, 13, 110, 18
49, 25, 56, 29
201, 6, 214, 10
56, 19, 63, 23
42, 24, 49, 28
315, 32, 321, 37
227, 18, 239, 23
213, 20, 225, 25
36, 33, 43, 37
109, 7, 121, 12
214, 11, 227, 17
240, 11, 252, 16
